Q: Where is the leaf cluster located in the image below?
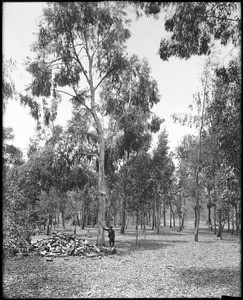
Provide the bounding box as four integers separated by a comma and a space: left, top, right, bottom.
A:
159, 2, 240, 60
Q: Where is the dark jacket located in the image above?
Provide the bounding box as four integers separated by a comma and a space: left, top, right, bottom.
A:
104, 227, 115, 239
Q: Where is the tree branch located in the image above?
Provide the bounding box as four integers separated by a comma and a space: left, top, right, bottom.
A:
91, 30, 111, 62
43, 57, 64, 65
105, 79, 133, 148
68, 30, 91, 85
204, 3, 219, 15
205, 15, 239, 22
54, 89, 75, 98
94, 68, 115, 92
71, 84, 94, 116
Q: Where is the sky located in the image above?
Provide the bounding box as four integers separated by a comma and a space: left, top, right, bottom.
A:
3, 2, 238, 158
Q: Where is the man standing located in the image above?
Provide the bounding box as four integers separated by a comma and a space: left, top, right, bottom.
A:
103, 225, 115, 247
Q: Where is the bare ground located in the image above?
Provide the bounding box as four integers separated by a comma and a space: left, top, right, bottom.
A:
3, 224, 241, 298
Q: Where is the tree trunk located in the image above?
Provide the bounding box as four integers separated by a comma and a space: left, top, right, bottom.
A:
143, 212, 146, 240
74, 215, 77, 235
194, 77, 206, 242
239, 200, 241, 231
88, 62, 106, 245
213, 204, 217, 235
54, 209, 57, 229
140, 210, 143, 229
148, 205, 151, 227
227, 213, 230, 232
235, 203, 239, 236
194, 207, 197, 228
194, 206, 200, 241
231, 207, 235, 235
156, 197, 160, 234
61, 209, 65, 229
152, 201, 155, 230
217, 209, 223, 239
209, 206, 213, 231
163, 199, 166, 226
85, 209, 89, 230
208, 206, 211, 226
194, 172, 200, 242
120, 198, 126, 234
180, 213, 185, 230
96, 129, 106, 246
178, 211, 181, 232
178, 193, 182, 232
81, 214, 85, 229
135, 210, 139, 245
46, 213, 52, 235
46, 218, 50, 235
143, 211, 146, 231
169, 203, 172, 228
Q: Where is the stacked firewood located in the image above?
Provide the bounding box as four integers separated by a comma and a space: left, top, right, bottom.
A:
29, 232, 115, 259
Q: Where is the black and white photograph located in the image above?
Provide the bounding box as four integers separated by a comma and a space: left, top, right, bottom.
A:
3, 2, 241, 298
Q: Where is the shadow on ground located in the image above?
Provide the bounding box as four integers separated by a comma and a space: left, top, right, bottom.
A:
114, 237, 190, 256
177, 266, 241, 288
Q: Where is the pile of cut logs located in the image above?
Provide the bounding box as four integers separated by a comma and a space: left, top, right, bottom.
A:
29, 232, 116, 259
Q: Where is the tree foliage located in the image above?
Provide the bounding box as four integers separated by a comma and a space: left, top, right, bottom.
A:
3, 58, 17, 110
159, 2, 240, 60
3, 127, 24, 167
206, 57, 241, 179
128, 2, 241, 61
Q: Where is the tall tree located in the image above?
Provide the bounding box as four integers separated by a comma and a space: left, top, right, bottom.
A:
206, 57, 241, 180
205, 57, 241, 236
176, 135, 205, 232
22, 2, 133, 245
151, 129, 174, 233
119, 151, 154, 242
100, 54, 162, 234
173, 54, 218, 241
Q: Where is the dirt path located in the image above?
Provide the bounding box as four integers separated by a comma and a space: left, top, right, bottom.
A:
3, 225, 241, 298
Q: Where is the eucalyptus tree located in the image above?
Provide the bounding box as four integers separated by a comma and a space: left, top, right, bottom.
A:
3, 165, 35, 255
206, 57, 241, 181
176, 134, 207, 235
205, 57, 241, 235
118, 151, 154, 243
16, 119, 94, 235
200, 132, 220, 230
172, 53, 219, 241
100, 54, 162, 233
174, 158, 191, 232
135, 1, 241, 236
3, 130, 27, 251
47, 120, 97, 231
151, 129, 175, 233
21, 2, 134, 245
